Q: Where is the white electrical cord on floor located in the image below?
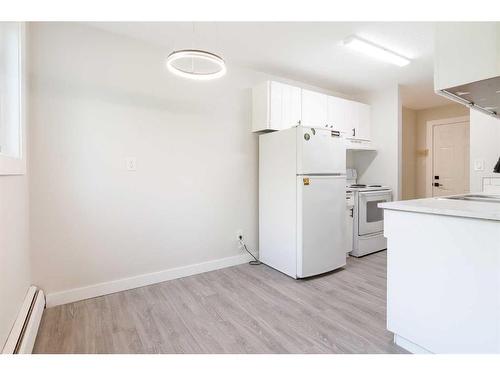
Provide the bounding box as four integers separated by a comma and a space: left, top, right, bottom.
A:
239, 238, 261, 265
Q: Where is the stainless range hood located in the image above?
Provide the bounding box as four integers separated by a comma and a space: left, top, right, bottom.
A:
434, 23, 500, 119
437, 76, 500, 119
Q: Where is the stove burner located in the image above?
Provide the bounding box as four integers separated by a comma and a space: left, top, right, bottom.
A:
350, 184, 366, 188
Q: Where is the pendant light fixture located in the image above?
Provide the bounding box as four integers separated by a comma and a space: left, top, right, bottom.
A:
166, 23, 226, 80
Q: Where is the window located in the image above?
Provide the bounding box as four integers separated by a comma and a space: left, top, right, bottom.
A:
0, 22, 25, 175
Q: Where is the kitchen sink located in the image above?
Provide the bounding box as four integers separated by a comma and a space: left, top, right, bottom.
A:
442, 194, 500, 203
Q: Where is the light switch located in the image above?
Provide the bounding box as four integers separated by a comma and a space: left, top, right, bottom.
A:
473, 159, 485, 171
126, 157, 136, 171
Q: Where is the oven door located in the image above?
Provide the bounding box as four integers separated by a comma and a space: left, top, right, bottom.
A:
358, 190, 392, 236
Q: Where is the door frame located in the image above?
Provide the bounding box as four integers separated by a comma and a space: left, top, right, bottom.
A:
425, 116, 470, 198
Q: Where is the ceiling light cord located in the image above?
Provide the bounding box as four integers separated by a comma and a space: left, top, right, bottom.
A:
166, 23, 226, 80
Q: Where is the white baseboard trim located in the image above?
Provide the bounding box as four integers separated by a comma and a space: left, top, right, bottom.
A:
17, 289, 45, 354
46, 253, 253, 307
2, 286, 45, 354
394, 334, 433, 354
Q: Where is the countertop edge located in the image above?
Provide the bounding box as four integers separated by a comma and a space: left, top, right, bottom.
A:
379, 201, 500, 222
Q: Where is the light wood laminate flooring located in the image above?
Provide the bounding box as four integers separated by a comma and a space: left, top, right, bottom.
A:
33, 251, 406, 354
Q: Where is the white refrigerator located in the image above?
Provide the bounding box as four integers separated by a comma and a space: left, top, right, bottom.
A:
259, 126, 347, 278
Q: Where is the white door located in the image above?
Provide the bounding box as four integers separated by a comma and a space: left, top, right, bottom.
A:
297, 175, 346, 278
432, 121, 470, 197
301, 89, 328, 128
297, 127, 346, 174
358, 190, 392, 236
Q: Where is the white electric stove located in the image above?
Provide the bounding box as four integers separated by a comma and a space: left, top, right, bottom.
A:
346, 170, 393, 257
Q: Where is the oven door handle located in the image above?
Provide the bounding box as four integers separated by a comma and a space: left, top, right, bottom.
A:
359, 190, 392, 196
359, 191, 392, 200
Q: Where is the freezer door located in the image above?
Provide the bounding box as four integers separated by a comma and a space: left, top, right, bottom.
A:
297, 175, 347, 278
297, 127, 346, 174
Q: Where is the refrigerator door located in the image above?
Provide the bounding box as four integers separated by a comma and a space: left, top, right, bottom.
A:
297, 127, 346, 175
297, 175, 347, 278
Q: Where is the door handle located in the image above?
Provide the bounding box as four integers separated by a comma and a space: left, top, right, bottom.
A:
433, 182, 443, 187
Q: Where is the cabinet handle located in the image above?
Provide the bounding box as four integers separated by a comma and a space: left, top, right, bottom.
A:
297, 120, 301, 125
352, 128, 356, 137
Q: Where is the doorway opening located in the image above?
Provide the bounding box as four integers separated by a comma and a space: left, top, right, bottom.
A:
402, 104, 470, 200
425, 117, 470, 197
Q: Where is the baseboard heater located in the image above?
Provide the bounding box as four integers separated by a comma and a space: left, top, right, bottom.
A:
2, 286, 45, 354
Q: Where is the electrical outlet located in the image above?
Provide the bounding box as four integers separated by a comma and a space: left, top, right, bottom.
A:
126, 157, 137, 171
236, 230, 243, 241
474, 159, 485, 171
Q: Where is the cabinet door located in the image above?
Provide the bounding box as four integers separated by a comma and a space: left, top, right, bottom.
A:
328, 96, 352, 134
282, 84, 301, 128
301, 89, 328, 128
345, 100, 359, 139
356, 103, 371, 141
269, 81, 284, 130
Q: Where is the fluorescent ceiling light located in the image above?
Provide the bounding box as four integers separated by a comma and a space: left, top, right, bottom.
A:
342, 36, 410, 67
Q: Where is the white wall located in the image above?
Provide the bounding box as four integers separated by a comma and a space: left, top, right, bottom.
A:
29, 23, 355, 303
28, 23, 261, 298
470, 110, 500, 192
0, 175, 30, 348
0, 23, 31, 349
354, 85, 402, 200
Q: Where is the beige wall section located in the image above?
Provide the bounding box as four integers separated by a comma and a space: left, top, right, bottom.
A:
414, 103, 470, 198
402, 107, 417, 200
0, 176, 31, 348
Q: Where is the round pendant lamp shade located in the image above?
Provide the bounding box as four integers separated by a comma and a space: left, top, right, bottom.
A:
166, 49, 226, 80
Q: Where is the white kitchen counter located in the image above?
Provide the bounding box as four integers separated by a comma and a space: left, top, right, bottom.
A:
381, 196, 500, 354
380, 195, 500, 221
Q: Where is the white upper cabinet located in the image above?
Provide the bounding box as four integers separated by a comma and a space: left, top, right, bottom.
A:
327, 97, 371, 141
356, 102, 371, 141
301, 89, 328, 128
327, 96, 352, 134
281, 83, 302, 129
435, 23, 500, 91
340, 100, 370, 141
252, 81, 301, 132
252, 81, 371, 142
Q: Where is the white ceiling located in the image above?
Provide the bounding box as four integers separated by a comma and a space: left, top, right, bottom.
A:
88, 22, 453, 110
